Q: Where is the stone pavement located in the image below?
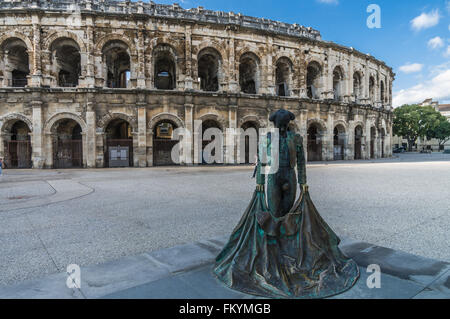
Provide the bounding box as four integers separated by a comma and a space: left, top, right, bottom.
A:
0, 235, 448, 299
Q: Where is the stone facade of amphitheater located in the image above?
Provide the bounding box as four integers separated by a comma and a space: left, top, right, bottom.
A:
0, 0, 394, 169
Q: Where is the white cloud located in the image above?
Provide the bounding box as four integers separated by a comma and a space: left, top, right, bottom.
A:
398, 63, 424, 74
428, 36, 444, 49
316, 0, 338, 4
445, 46, 450, 57
410, 10, 440, 31
393, 67, 450, 107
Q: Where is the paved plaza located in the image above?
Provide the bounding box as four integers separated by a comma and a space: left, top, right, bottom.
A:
0, 153, 449, 289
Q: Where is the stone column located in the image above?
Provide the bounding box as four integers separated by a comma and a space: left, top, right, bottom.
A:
85, 94, 96, 168
347, 54, 354, 103
227, 30, 238, 93
299, 108, 308, 160
227, 102, 238, 164
85, 21, 95, 88
184, 24, 193, 90
347, 122, 355, 160
31, 93, 44, 168
137, 27, 146, 88
265, 36, 275, 95
184, 98, 194, 165
137, 100, 147, 167
31, 16, 42, 87
325, 112, 334, 161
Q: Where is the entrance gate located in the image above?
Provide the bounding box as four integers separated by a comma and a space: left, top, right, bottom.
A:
5, 141, 32, 168
106, 139, 133, 167
54, 139, 83, 168
153, 139, 178, 166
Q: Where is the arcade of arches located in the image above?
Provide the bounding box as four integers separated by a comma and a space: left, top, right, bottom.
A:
0, 108, 391, 169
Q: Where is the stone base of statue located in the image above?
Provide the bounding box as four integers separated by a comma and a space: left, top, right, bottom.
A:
213, 185, 359, 299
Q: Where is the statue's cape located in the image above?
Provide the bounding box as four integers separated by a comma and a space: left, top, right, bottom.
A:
213, 188, 360, 299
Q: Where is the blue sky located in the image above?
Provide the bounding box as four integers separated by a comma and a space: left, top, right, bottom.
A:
137, 0, 450, 106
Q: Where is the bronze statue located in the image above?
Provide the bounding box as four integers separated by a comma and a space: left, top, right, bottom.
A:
213, 109, 359, 299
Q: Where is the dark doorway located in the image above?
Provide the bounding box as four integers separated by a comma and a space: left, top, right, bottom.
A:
2, 38, 30, 87
105, 119, 133, 167
4, 120, 32, 168
370, 127, 376, 159
201, 120, 222, 164
333, 125, 345, 160
307, 124, 322, 162
154, 45, 176, 90
198, 48, 220, 92
153, 121, 179, 166
53, 120, 83, 168
354, 125, 363, 160
241, 122, 258, 164
239, 53, 259, 94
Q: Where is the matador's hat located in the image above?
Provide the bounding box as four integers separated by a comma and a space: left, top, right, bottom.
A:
269, 109, 295, 128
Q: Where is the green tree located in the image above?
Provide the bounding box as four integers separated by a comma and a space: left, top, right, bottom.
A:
429, 116, 450, 149
393, 104, 440, 151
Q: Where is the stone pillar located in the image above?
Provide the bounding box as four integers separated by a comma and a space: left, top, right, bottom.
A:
299, 108, 308, 161
227, 102, 238, 164
85, 94, 96, 168
31, 94, 44, 168
137, 100, 147, 167
324, 112, 334, 161
346, 54, 354, 103
0, 132, 10, 162
85, 22, 95, 88
347, 123, 355, 160
31, 16, 42, 87
96, 131, 104, 167
265, 36, 275, 95
184, 24, 193, 90
137, 27, 146, 88
184, 98, 194, 165
227, 31, 238, 93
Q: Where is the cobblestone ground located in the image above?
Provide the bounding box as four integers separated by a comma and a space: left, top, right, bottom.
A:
0, 153, 449, 286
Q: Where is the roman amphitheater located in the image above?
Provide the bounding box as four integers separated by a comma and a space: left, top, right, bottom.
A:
0, 0, 394, 169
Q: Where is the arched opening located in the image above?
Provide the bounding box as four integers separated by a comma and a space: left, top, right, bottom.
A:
275, 57, 292, 97
105, 119, 133, 167
380, 128, 386, 158
53, 119, 83, 168
50, 38, 81, 87
202, 119, 223, 164
1, 38, 29, 87
353, 72, 362, 103
3, 120, 32, 168
369, 76, 375, 105
370, 127, 376, 159
333, 66, 344, 102
380, 80, 385, 106
198, 48, 221, 92
333, 124, 346, 160
102, 40, 130, 88
307, 123, 322, 162
239, 53, 259, 94
154, 44, 176, 90
306, 62, 321, 99
354, 125, 363, 160
240, 121, 258, 164
153, 120, 179, 166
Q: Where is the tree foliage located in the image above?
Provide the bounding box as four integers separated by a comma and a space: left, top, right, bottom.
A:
393, 104, 450, 151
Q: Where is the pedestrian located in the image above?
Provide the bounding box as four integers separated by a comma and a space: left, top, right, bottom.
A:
0, 157, 3, 176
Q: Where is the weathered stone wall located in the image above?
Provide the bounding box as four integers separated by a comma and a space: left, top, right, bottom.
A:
0, 0, 394, 168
